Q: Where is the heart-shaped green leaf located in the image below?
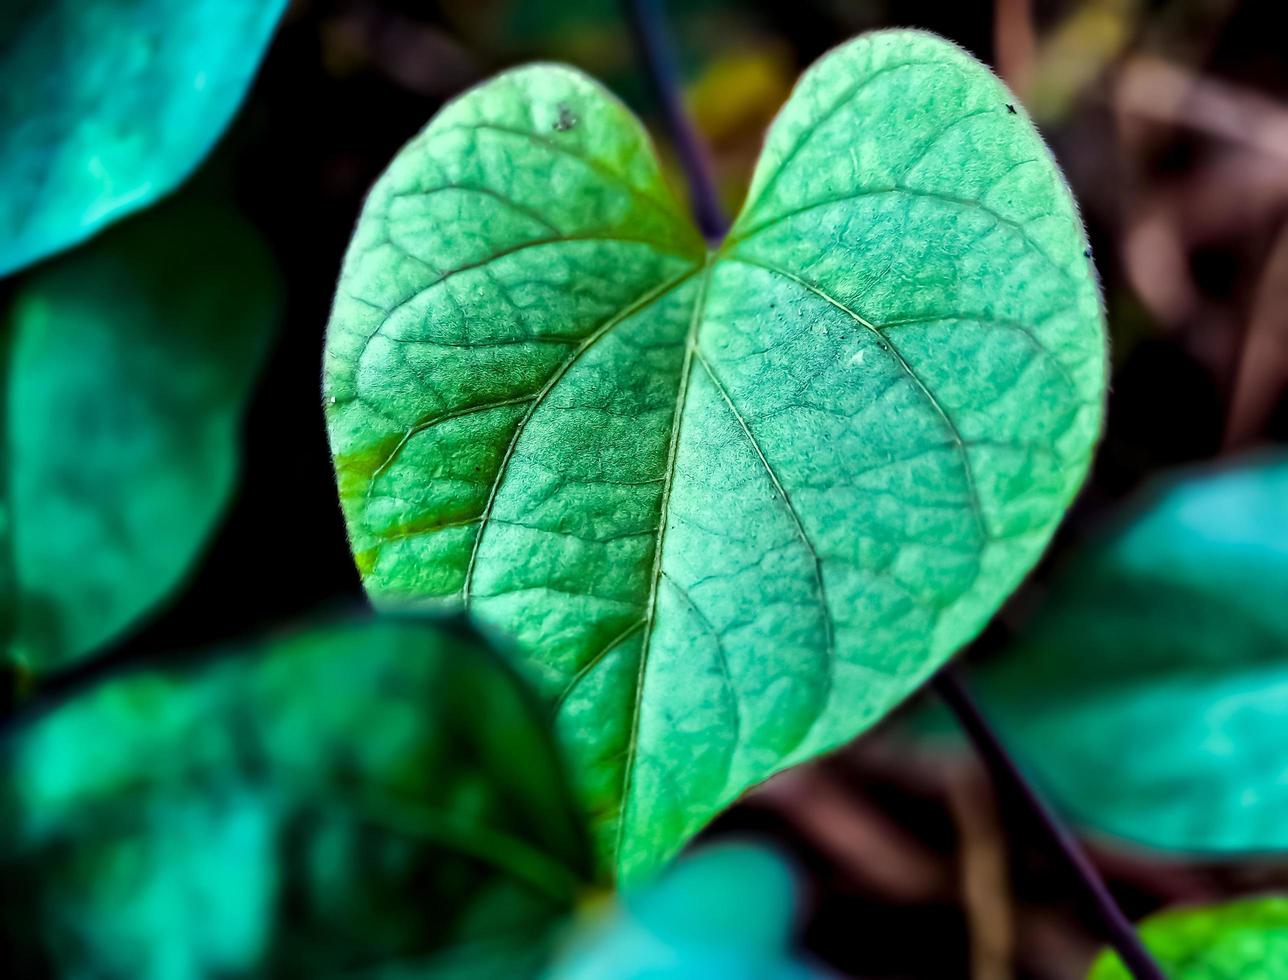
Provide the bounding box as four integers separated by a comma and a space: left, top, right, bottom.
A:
2, 202, 277, 677
0, 616, 593, 977
1088, 895, 1288, 979
325, 30, 1106, 880
963, 455, 1288, 854
0, 0, 287, 275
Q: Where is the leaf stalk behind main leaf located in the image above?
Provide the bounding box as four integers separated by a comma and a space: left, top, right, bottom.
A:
622, 0, 729, 243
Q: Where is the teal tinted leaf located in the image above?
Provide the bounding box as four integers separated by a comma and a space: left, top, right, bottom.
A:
548, 842, 821, 979
968, 456, 1288, 853
0, 0, 287, 275
1088, 896, 1288, 979
0, 616, 593, 978
2, 202, 277, 675
325, 30, 1105, 880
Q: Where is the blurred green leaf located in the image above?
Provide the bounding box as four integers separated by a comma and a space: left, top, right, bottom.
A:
971, 455, 1288, 853
1088, 895, 1288, 979
0, 616, 594, 978
325, 31, 1105, 882
1, 202, 277, 676
547, 842, 822, 979
0, 0, 287, 275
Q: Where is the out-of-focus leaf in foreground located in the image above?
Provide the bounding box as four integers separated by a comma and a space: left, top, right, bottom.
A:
971, 455, 1288, 853
1, 203, 277, 677
1088, 895, 1288, 979
0, 616, 594, 978
0, 0, 287, 275
548, 841, 823, 979
325, 29, 1106, 882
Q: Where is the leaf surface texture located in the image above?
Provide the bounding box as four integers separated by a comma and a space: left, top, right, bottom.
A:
326, 31, 1106, 879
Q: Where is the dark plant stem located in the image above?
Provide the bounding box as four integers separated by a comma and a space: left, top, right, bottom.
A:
622, 0, 728, 243
933, 666, 1167, 980
624, 3, 1165, 974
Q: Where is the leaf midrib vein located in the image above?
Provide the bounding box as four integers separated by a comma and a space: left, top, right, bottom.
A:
613, 256, 714, 868
460, 263, 703, 607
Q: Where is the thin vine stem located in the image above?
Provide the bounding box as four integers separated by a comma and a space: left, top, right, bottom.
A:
933, 666, 1167, 979
619, 2, 1166, 976
622, 0, 727, 243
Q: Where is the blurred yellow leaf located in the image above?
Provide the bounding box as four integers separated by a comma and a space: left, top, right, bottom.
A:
685, 46, 792, 145
1028, 0, 1141, 121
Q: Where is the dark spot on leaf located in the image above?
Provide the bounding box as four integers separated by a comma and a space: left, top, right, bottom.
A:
1083, 247, 1092, 258
1006, 103, 1017, 114
554, 103, 578, 132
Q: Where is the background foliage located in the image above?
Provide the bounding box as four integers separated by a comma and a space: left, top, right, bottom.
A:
2, 1, 1287, 978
